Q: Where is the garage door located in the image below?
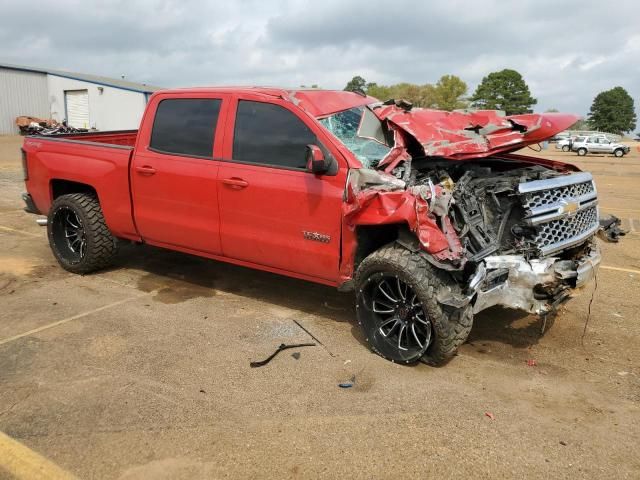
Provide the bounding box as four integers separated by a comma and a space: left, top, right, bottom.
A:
65, 90, 89, 128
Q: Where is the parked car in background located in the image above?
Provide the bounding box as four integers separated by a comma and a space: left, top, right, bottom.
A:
555, 137, 574, 152
571, 135, 630, 157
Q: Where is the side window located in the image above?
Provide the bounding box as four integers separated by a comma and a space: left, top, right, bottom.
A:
150, 98, 221, 158
232, 100, 317, 169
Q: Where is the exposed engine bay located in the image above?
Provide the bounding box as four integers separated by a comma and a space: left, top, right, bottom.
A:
406, 159, 596, 263
413, 161, 550, 260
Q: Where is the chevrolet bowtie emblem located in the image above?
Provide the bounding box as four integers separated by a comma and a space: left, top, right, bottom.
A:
559, 198, 580, 216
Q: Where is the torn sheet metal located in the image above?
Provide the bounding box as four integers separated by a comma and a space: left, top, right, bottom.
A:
342, 169, 464, 265
372, 105, 580, 164
471, 247, 601, 314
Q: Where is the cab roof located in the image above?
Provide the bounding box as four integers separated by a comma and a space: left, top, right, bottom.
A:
153, 86, 376, 117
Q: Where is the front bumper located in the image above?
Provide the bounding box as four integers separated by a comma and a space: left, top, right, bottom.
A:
470, 244, 601, 315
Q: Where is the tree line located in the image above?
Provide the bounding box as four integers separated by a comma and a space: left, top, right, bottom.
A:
343, 69, 636, 135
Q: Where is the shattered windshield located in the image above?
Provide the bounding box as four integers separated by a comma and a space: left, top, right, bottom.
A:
319, 106, 391, 168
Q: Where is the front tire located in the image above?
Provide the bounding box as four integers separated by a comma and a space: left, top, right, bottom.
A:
614, 148, 624, 158
562, 145, 570, 152
47, 193, 117, 274
355, 245, 473, 365
577, 148, 587, 156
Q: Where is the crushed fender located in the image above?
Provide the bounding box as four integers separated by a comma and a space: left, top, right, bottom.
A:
342, 168, 464, 267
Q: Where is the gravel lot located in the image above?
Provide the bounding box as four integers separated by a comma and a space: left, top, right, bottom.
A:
1, 135, 639, 479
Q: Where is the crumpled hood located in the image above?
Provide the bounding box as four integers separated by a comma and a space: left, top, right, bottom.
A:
373, 104, 579, 162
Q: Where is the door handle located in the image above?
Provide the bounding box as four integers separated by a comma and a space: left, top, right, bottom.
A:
222, 177, 249, 189
135, 165, 156, 175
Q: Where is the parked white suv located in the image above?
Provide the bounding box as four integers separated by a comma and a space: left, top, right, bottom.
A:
571, 136, 630, 157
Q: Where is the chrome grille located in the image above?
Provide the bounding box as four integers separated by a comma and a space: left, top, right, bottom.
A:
533, 206, 598, 250
518, 172, 599, 256
522, 181, 595, 210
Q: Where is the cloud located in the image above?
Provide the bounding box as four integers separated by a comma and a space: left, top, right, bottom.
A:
1, 0, 638, 118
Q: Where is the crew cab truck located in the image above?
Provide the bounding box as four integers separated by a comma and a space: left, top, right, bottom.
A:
22, 88, 601, 365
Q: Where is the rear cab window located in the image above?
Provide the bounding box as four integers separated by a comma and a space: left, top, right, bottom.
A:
150, 98, 221, 158
232, 100, 317, 170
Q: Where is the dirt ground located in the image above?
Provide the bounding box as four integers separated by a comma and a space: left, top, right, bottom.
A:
0, 134, 639, 479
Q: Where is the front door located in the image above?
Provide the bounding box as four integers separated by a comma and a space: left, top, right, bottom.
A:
217, 98, 346, 282
131, 95, 227, 254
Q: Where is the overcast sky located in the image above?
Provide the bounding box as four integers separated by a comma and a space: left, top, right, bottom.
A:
1, 0, 639, 118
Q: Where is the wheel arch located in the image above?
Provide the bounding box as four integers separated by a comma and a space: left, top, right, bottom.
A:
354, 223, 408, 272
50, 179, 98, 202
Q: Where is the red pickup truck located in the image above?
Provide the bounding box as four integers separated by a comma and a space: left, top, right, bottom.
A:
21, 87, 601, 365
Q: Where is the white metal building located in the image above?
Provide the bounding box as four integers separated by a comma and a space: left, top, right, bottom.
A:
0, 63, 161, 134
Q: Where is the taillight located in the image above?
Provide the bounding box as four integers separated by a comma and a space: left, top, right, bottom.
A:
21, 148, 28, 181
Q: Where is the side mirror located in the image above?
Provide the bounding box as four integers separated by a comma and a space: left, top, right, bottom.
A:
306, 144, 331, 175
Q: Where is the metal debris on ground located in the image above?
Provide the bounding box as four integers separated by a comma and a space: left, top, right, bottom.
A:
598, 215, 627, 242
526, 359, 537, 367
249, 343, 315, 368
292, 319, 335, 357
484, 412, 495, 420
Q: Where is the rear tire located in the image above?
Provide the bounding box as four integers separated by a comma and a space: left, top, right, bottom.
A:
614, 148, 624, 158
47, 193, 117, 274
355, 244, 473, 365
577, 148, 587, 156
561, 145, 570, 152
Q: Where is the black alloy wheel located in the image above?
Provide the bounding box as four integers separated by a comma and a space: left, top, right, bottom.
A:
363, 272, 432, 356
47, 193, 117, 274
51, 206, 87, 264
355, 245, 474, 365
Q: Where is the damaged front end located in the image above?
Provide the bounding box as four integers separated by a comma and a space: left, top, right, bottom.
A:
328, 101, 600, 317
469, 247, 601, 316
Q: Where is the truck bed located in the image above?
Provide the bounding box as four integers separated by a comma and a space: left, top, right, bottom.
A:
30, 130, 138, 148
22, 130, 139, 241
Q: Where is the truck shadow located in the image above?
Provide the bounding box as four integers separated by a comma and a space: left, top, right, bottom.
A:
112, 243, 355, 321
112, 244, 545, 352
467, 307, 545, 349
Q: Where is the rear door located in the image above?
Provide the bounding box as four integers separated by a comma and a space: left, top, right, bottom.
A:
217, 96, 347, 282
131, 94, 228, 254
